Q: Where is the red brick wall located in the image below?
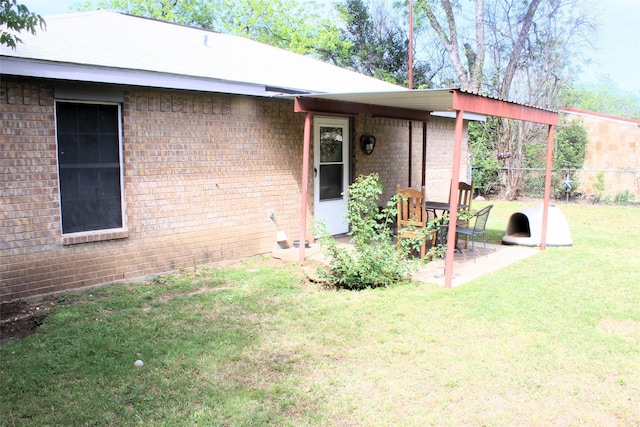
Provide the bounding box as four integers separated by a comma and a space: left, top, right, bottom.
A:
353, 115, 469, 204
562, 110, 640, 197
2, 77, 467, 302
1, 80, 63, 300
1, 78, 306, 302
122, 90, 306, 258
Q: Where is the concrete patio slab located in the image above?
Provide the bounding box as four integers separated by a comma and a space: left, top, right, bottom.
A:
411, 243, 540, 287
272, 236, 541, 287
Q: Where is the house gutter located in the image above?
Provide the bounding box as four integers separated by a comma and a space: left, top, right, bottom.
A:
0, 57, 270, 97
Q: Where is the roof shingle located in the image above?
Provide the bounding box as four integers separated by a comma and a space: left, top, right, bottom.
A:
0, 10, 403, 95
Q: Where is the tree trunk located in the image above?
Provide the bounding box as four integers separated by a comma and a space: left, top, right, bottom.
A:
418, 0, 594, 200
498, 0, 543, 99
470, 0, 485, 92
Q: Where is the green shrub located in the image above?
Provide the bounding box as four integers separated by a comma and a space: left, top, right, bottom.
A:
554, 120, 588, 170
468, 120, 501, 195
592, 172, 606, 203
316, 174, 422, 290
614, 190, 634, 205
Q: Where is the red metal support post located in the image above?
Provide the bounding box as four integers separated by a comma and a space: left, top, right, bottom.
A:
540, 124, 555, 250
408, 121, 412, 187
299, 112, 312, 263
444, 110, 465, 288
421, 121, 427, 187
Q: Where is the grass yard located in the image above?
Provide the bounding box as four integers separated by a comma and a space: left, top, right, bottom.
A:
1, 201, 639, 426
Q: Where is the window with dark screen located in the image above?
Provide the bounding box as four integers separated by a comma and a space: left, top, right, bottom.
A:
56, 102, 123, 234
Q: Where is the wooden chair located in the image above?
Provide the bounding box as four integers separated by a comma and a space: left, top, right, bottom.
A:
457, 181, 473, 211
456, 181, 473, 249
396, 185, 435, 258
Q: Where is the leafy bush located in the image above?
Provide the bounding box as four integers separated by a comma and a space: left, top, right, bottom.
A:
554, 120, 588, 170
592, 172, 606, 203
614, 190, 635, 205
468, 120, 501, 195
316, 174, 422, 290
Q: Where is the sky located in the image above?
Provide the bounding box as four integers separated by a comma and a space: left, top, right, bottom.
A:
581, 0, 640, 93
18, 0, 640, 93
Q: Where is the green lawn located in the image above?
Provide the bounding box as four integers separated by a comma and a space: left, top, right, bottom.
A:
2, 201, 639, 426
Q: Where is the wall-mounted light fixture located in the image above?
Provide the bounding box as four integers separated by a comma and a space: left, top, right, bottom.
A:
360, 134, 376, 155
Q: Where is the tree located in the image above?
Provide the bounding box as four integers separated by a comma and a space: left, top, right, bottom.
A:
415, 0, 595, 199
565, 76, 640, 120
334, 0, 442, 87
86, 0, 217, 27
84, 0, 349, 58
418, 0, 486, 92
522, 117, 588, 196
217, 0, 348, 57
0, 0, 45, 49
416, 0, 593, 101
468, 119, 501, 194
86, 0, 443, 88
528, 118, 589, 173
553, 119, 588, 171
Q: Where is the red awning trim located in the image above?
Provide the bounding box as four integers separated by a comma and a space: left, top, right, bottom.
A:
452, 91, 558, 125
294, 97, 431, 122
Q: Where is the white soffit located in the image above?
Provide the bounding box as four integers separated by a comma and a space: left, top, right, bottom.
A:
293, 89, 456, 112
431, 111, 486, 121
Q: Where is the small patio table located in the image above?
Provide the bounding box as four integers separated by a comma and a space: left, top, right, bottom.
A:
426, 201, 468, 251
426, 201, 468, 218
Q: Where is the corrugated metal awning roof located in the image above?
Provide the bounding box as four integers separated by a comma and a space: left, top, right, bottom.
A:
289, 88, 558, 125
291, 88, 454, 112
293, 88, 560, 288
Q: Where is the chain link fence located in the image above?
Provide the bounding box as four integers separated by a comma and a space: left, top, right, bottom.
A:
474, 168, 640, 204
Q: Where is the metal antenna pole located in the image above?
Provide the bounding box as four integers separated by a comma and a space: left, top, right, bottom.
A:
409, 0, 414, 90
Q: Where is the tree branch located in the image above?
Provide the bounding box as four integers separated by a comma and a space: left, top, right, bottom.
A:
470, 0, 485, 93
420, 0, 469, 88
498, 0, 542, 98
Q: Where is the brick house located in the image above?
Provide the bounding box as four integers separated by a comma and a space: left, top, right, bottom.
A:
1, 11, 474, 301
560, 108, 640, 198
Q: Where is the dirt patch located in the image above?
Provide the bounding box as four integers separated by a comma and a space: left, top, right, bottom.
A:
598, 317, 640, 339
0, 300, 58, 343
1, 257, 327, 343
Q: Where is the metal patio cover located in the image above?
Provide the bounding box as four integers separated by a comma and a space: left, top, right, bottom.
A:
293, 88, 558, 288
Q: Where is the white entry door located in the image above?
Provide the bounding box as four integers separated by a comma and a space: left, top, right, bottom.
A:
314, 116, 350, 235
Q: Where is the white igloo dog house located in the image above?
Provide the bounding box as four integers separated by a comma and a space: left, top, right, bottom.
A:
502, 203, 572, 247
